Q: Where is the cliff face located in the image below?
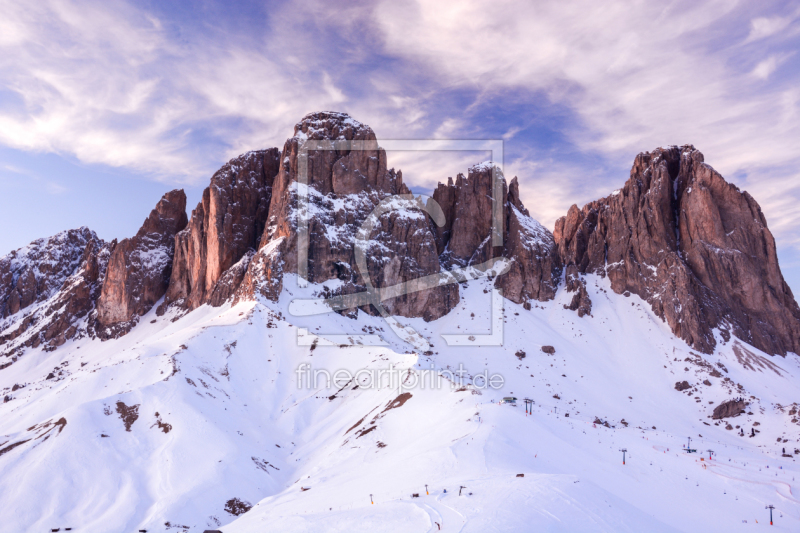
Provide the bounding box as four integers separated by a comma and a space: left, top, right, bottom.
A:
431, 163, 561, 306
554, 145, 800, 356
159, 149, 280, 313
95, 190, 187, 338
0, 191, 186, 357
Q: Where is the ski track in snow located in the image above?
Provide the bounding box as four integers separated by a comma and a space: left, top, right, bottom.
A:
0, 273, 799, 532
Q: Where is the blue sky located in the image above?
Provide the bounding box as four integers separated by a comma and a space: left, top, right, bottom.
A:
2, 0, 800, 292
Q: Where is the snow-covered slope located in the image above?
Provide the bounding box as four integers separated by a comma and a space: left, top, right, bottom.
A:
1, 272, 799, 532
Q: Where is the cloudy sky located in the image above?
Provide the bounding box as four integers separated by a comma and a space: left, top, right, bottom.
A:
2, 0, 800, 291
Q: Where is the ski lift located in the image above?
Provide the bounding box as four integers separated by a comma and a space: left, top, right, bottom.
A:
523, 398, 534, 414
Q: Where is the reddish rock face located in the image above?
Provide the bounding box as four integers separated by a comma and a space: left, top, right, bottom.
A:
554, 145, 800, 356
262, 112, 409, 276
235, 238, 286, 305
40, 238, 113, 348
162, 113, 557, 320
436, 164, 500, 265
496, 178, 561, 305
95, 190, 187, 337
431, 163, 561, 306
209, 250, 255, 307
160, 149, 280, 312
10, 117, 796, 362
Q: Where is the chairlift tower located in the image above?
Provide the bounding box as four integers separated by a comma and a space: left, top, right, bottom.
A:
766, 504, 775, 525
619, 448, 628, 465
685, 437, 696, 453
523, 398, 534, 415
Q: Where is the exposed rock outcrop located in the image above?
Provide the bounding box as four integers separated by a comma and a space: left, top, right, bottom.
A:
210, 250, 255, 307
1, 191, 189, 355
554, 145, 800, 356
430, 162, 561, 306
674, 381, 691, 391
712, 399, 747, 419
160, 149, 280, 313
96, 190, 187, 337
563, 264, 592, 317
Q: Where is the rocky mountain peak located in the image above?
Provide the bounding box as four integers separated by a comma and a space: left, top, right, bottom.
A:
292, 111, 373, 142
554, 145, 800, 355
136, 189, 188, 238
277, 111, 407, 199
0, 227, 97, 319
237, 112, 451, 318
234, 116, 561, 321
0, 227, 112, 356
430, 161, 560, 307
95, 189, 188, 338
159, 149, 281, 313
433, 161, 505, 265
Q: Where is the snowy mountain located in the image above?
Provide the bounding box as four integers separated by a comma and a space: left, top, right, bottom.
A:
1, 112, 799, 532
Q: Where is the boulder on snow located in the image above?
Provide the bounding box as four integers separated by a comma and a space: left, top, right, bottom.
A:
674, 381, 691, 391
224, 497, 252, 516
541, 345, 556, 354
712, 399, 747, 420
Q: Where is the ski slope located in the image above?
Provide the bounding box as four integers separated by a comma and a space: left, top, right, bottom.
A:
1, 273, 799, 532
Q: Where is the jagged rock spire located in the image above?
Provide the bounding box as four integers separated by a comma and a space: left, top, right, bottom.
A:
158, 149, 280, 313
431, 162, 561, 306
96, 189, 187, 337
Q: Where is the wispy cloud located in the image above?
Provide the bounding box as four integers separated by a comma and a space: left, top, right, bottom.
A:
372, 0, 800, 240
1, 163, 68, 195
751, 52, 795, 79
745, 7, 800, 43
0, 0, 353, 181
1, 0, 799, 257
